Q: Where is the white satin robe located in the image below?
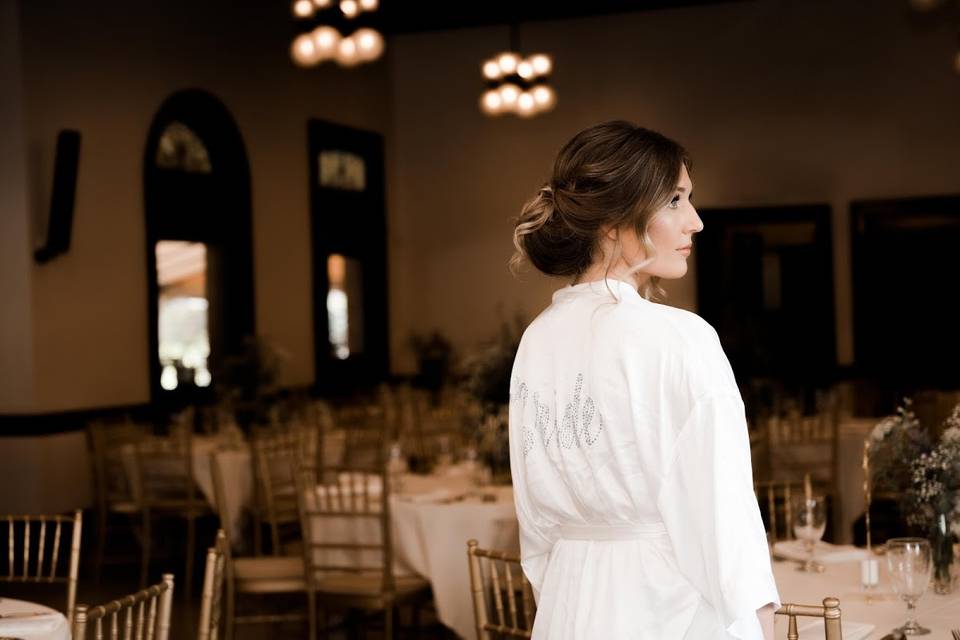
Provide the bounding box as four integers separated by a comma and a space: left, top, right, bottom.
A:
509, 279, 780, 639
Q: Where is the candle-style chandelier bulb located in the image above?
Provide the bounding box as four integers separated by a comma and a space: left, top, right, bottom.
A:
497, 52, 519, 75
313, 0, 332, 6
482, 59, 502, 81
516, 92, 537, 118
291, 33, 319, 66
312, 25, 341, 60
517, 60, 535, 80
293, 0, 314, 18
532, 84, 557, 112
498, 83, 521, 110
530, 54, 552, 77
340, 0, 359, 18
480, 89, 504, 116
336, 35, 362, 66
359, 0, 379, 10
354, 28, 385, 61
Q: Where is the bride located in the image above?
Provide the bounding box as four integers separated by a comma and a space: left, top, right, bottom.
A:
509, 120, 779, 639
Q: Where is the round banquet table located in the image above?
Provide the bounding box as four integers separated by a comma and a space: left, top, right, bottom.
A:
772, 556, 960, 639
0, 598, 70, 640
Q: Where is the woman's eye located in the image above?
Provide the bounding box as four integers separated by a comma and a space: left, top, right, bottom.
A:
668, 194, 681, 209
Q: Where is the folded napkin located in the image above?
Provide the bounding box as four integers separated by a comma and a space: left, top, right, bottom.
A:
797, 618, 874, 640
773, 540, 870, 564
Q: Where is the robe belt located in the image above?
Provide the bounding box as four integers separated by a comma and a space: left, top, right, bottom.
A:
557, 522, 668, 541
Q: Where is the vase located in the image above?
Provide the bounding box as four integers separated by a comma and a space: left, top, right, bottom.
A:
931, 511, 956, 595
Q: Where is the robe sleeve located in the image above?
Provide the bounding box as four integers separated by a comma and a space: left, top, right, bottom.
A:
509, 421, 556, 603
656, 391, 781, 640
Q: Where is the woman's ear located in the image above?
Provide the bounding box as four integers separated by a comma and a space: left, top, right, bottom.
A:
600, 224, 619, 242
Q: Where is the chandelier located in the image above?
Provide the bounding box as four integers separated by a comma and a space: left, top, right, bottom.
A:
289, 0, 384, 68
479, 26, 556, 118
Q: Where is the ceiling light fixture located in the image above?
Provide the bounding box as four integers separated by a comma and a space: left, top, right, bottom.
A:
289, 0, 383, 67
480, 25, 556, 118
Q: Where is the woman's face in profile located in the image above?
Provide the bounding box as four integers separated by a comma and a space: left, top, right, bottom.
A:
623, 164, 703, 281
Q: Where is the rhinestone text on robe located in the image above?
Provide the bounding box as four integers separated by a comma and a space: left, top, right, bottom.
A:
512, 374, 604, 456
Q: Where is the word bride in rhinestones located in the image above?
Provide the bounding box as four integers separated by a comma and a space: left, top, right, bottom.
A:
514, 374, 604, 456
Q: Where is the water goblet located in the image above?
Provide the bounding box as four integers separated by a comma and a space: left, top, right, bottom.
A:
886, 537, 932, 636
792, 494, 827, 572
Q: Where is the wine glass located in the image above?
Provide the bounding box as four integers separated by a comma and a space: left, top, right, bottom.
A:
886, 537, 932, 636
792, 494, 827, 572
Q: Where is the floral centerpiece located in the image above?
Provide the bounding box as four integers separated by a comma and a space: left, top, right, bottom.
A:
215, 335, 287, 433
457, 310, 526, 484
869, 397, 960, 593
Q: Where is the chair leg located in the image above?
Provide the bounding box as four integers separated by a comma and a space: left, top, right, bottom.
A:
94, 506, 107, 583
306, 591, 317, 640
225, 572, 236, 640
140, 510, 151, 589
384, 605, 393, 640
185, 514, 196, 600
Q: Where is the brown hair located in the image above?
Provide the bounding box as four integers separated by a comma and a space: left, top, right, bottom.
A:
511, 120, 690, 300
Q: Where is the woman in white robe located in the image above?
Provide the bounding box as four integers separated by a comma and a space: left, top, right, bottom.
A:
509, 121, 780, 639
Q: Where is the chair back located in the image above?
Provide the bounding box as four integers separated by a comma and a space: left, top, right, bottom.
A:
0, 510, 83, 624
753, 479, 833, 544
252, 428, 312, 554
196, 531, 227, 640
72, 574, 175, 640
466, 540, 535, 639
337, 404, 387, 469
295, 457, 395, 596
775, 597, 843, 639
134, 435, 202, 512
88, 417, 148, 510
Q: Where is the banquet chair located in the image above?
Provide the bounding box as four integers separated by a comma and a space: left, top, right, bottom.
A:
252, 427, 314, 555
753, 479, 834, 545
338, 404, 388, 469
72, 574, 175, 640
296, 462, 431, 640
763, 394, 842, 540
466, 540, 535, 639
87, 416, 149, 581
0, 510, 83, 625
196, 532, 227, 640
134, 432, 213, 597
775, 597, 843, 639
211, 456, 307, 640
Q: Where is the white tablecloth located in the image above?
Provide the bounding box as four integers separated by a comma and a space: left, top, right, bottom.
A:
0, 598, 70, 640
773, 555, 960, 639
306, 468, 518, 640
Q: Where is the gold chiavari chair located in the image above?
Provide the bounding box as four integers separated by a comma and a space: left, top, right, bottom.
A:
87, 416, 149, 581
466, 540, 535, 639
252, 428, 311, 556
210, 455, 307, 640
338, 404, 388, 469
134, 432, 213, 596
753, 479, 833, 545
764, 392, 842, 540
196, 532, 227, 640
1, 510, 83, 625
775, 597, 843, 639
296, 462, 431, 640
72, 574, 175, 640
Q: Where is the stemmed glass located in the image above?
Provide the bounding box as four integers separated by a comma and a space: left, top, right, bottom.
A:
792, 494, 827, 572
886, 537, 932, 636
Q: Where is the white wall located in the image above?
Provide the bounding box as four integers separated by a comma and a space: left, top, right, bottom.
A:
387, 0, 960, 373
12, 0, 393, 412
0, 0, 35, 411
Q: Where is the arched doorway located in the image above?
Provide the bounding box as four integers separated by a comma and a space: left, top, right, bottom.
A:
143, 89, 255, 405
